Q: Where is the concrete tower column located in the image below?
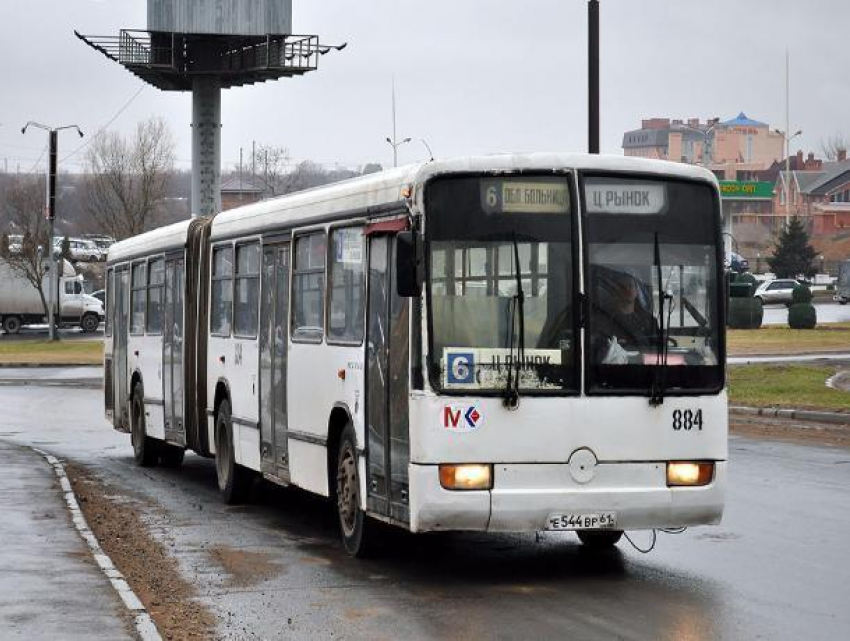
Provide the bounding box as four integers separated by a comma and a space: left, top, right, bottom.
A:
192, 78, 222, 217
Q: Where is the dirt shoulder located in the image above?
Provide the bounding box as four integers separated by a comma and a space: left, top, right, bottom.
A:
0, 340, 103, 365
731, 415, 850, 449
65, 464, 216, 640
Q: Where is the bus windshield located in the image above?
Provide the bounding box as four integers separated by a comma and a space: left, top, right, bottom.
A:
425, 175, 577, 394
583, 176, 723, 394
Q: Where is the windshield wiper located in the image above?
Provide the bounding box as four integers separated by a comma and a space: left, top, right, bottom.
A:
503, 234, 525, 409
650, 232, 672, 407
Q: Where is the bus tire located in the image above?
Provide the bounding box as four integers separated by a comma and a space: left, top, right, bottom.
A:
215, 399, 251, 504
160, 444, 185, 468
2, 316, 22, 335
335, 423, 374, 557
80, 313, 100, 333
131, 384, 159, 467
577, 530, 623, 549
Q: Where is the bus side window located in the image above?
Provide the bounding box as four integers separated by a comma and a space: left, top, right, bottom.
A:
105, 269, 113, 337
146, 258, 165, 334
292, 232, 326, 342
130, 262, 146, 335
328, 227, 365, 344
234, 242, 260, 338
211, 245, 234, 336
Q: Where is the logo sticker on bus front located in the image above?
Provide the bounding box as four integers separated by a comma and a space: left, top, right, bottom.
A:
440, 405, 483, 432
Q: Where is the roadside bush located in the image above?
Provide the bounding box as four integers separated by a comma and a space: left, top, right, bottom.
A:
728, 297, 763, 329
788, 303, 817, 329
792, 284, 813, 303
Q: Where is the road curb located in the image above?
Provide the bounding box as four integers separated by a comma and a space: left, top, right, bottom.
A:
31, 447, 162, 641
730, 405, 850, 425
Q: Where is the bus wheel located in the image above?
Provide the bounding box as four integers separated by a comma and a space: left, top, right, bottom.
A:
2, 316, 22, 334
577, 530, 623, 549
131, 384, 158, 467
80, 313, 100, 333
335, 424, 373, 557
160, 444, 185, 468
215, 399, 250, 504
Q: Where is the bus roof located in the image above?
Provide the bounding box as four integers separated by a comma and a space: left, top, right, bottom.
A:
210, 153, 718, 240
107, 219, 196, 264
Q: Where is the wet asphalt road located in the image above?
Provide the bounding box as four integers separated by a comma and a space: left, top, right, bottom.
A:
1, 379, 849, 640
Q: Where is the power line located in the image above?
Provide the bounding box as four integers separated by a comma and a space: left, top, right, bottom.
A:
60, 84, 146, 163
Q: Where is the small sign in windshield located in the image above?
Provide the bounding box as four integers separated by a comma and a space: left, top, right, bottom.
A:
481, 178, 570, 215
585, 179, 668, 215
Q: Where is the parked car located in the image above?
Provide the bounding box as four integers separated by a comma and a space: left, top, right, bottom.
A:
754, 278, 801, 305
53, 238, 106, 262
91, 289, 106, 305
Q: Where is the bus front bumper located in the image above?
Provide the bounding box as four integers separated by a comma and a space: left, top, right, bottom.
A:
408, 461, 726, 534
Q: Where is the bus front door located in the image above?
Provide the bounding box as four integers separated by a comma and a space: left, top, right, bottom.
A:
259, 244, 291, 479
163, 258, 185, 445
114, 267, 130, 430
366, 235, 410, 525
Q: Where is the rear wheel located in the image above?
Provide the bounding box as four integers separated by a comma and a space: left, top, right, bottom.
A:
131, 384, 158, 467
335, 423, 374, 557
2, 316, 22, 335
577, 530, 623, 549
80, 313, 99, 333
215, 399, 251, 504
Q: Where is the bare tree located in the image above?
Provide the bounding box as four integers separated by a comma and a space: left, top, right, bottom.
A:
250, 144, 291, 195
820, 134, 848, 161
0, 177, 52, 318
84, 117, 176, 240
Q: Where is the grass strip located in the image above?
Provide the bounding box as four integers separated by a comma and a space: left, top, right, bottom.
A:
727, 322, 850, 355
0, 340, 103, 365
728, 363, 850, 412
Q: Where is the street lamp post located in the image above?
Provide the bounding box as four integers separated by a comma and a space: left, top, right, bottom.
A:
774, 128, 802, 227
386, 78, 410, 168
21, 122, 84, 341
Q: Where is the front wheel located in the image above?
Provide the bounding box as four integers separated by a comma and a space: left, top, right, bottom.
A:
2, 316, 22, 335
335, 424, 374, 557
577, 530, 623, 549
80, 313, 100, 333
131, 384, 158, 467
215, 399, 251, 504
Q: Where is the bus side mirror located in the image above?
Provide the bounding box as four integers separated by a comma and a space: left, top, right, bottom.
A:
396, 231, 423, 297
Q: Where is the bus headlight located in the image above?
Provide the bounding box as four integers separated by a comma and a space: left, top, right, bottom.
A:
439, 464, 493, 491
667, 462, 714, 487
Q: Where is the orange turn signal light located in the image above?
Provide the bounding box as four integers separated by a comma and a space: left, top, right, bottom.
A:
439, 464, 493, 491
667, 462, 714, 487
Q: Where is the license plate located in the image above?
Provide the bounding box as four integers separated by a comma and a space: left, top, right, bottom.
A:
546, 512, 617, 531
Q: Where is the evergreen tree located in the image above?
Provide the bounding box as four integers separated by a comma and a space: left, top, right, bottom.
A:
767, 216, 817, 278
61, 235, 72, 262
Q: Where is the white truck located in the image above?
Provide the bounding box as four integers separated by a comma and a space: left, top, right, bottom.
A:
0, 258, 104, 334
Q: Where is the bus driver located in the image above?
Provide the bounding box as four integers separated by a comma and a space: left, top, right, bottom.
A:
593, 268, 657, 365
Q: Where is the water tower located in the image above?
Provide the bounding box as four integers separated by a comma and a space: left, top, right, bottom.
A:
76, 0, 345, 217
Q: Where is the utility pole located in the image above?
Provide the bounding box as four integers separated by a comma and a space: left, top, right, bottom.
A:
21, 122, 84, 341
588, 0, 600, 154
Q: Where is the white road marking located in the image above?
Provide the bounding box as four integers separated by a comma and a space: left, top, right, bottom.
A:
31, 448, 162, 641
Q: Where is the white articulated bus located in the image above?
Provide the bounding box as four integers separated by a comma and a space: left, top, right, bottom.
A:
105, 153, 727, 556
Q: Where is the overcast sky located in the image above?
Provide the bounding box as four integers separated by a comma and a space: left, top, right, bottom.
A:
1, 0, 848, 174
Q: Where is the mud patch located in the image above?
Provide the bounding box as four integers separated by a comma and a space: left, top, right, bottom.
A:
731, 416, 850, 449
209, 545, 281, 588
65, 464, 216, 640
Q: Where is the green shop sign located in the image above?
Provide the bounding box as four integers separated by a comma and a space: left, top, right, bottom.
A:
719, 181, 774, 199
